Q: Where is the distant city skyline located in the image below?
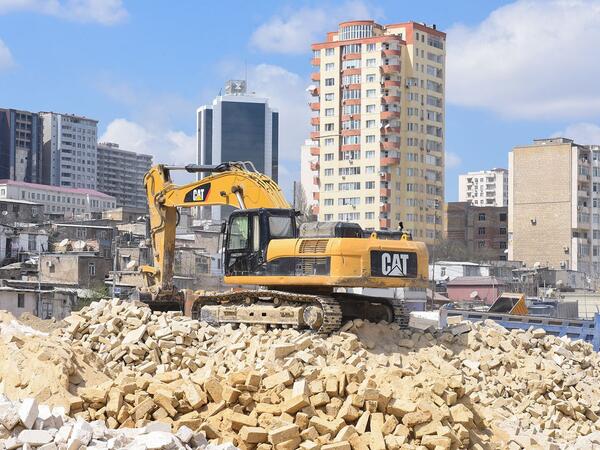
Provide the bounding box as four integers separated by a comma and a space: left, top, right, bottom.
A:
0, 0, 599, 200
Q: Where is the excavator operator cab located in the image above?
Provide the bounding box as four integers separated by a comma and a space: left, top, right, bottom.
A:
224, 208, 298, 276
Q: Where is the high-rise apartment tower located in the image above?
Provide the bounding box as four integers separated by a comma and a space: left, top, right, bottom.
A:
0, 108, 43, 183
307, 21, 445, 242
458, 168, 508, 207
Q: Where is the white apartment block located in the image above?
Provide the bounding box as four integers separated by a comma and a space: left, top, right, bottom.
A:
458, 168, 508, 207
300, 139, 319, 213
40, 112, 98, 189
0, 179, 116, 218
308, 20, 445, 242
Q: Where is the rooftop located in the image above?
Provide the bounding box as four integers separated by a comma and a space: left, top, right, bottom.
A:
446, 276, 505, 286
0, 179, 114, 199
0, 198, 42, 206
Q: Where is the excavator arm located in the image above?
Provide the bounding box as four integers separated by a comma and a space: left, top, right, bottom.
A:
139, 161, 290, 301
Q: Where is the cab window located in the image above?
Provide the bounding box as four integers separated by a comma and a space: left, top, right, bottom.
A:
228, 216, 249, 250
269, 216, 294, 239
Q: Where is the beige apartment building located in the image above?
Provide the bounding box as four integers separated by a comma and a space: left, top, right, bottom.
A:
509, 138, 600, 277
307, 20, 445, 242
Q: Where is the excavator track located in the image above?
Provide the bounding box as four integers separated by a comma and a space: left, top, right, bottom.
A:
190, 290, 342, 334
189, 289, 410, 333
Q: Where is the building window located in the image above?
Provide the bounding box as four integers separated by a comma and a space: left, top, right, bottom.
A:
365, 212, 375, 219
324, 123, 334, 131
365, 135, 375, 143
365, 104, 376, 113
17, 294, 25, 308
325, 108, 335, 116
366, 89, 377, 98
365, 197, 375, 204
324, 168, 333, 176
324, 199, 334, 206
324, 184, 334, 192
365, 58, 377, 67
478, 241, 485, 248
499, 228, 507, 235
324, 153, 334, 161
325, 48, 334, 56
324, 214, 334, 221
499, 213, 507, 222
324, 138, 335, 146
365, 151, 375, 159
365, 120, 376, 128
325, 78, 335, 86
478, 227, 485, 235
365, 74, 376, 83
325, 63, 335, 71
365, 181, 375, 189
88, 262, 96, 276
366, 43, 376, 52
324, 93, 335, 101
499, 241, 507, 249
478, 213, 486, 221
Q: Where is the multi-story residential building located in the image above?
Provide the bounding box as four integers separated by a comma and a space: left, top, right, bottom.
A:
0, 108, 43, 183
509, 138, 600, 277
197, 80, 279, 220
96, 142, 153, 210
40, 112, 98, 189
444, 201, 508, 260
0, 179, 116, 219
308, 20, 445, 241
300, 139, 319, 214
458, 168, 508, 207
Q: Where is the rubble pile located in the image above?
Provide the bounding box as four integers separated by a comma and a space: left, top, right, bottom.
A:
0, 395, 234, 449
48, 299, 600, 449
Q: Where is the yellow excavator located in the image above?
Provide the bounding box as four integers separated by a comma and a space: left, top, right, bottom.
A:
137, 161, 428, 332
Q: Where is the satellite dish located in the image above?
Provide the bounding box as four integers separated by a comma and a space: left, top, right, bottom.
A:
533, 261, 541, 269
470, 290, 479, 299
59, 239, 69, 247
1, 211, 7, 216
72, 240, 86, 251
126, 260, 138, 270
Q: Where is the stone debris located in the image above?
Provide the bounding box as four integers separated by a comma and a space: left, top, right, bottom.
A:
1, 298, 600, 449
0, 395, 231, 449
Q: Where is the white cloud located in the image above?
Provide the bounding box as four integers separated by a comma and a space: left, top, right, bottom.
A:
0, 0, 127, 25
250, 1, 382, 54
447, 0, 600, 119
553, 122, 600, 144
446, 151, 462, 169
100, 118, 195, 165
0, 38, 14, 71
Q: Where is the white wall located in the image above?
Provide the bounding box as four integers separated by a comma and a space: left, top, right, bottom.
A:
0, 290, 36, 316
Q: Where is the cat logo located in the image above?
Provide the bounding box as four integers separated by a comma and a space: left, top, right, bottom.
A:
370, 250, 417, 278
381, 252, 410, 276
183, 183, 211, 203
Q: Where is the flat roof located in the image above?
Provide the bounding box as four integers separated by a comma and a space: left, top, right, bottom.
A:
0, 179, 115, 199
54, 223, 114, 230
0, 198, 42, 205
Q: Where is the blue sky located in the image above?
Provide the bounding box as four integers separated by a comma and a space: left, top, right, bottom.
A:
1, 0, 599, 200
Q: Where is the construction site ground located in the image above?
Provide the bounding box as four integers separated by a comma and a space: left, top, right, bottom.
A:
0, 299, 600, 449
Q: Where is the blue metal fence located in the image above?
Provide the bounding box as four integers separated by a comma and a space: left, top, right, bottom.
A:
442, 309, 600, 351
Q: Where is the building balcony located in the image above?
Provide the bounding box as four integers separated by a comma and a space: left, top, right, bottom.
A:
311, 57, 321, 66
382, 48, 402, 57
313, 176, 320, 185
312, 205, 319, 215
342, 53, 361, 61
310, 132, 320, 140
341, 129, 360, 136
380, 141, 399, 151
381, 157, 400, 166
341, 114, 360, 122
342, 98, 361, 106
309, 102, 320, 111
313, 192, 320, 200
380, 203, 391, 213
380, 188, 391, 197
310, 161, 320, 171
381, 126, 401, 135
311, 72, 320, 82
346, 83, 361, 90
382, 95, 402, 103
310, 147, 320, 156
310, 117, 320, 126
309, 87, 320, 97
381, 80, 402, 88
340, 144, 360, 152
341, 67, 361, 76
380, 172, 391, 182
380, 111, 400, 120
380, 218, 391, 229
380, 64, 402, 74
